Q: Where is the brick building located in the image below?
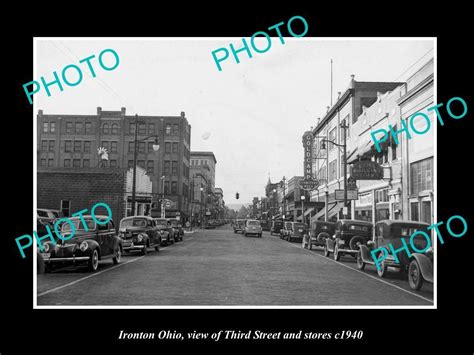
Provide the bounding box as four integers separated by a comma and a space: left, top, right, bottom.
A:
37, 107, 191, 218
189, 151, 217, 224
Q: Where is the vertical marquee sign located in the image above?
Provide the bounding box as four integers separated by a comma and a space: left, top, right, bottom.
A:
302, 131, 314, 180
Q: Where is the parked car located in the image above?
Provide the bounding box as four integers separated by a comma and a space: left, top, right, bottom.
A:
280, 221, 293, 239
325, 219, 373, 261
153, 218, 177, 245
357, 220, 433, 290
169, 218, 184, 241
37, 208, 62, 226
270, 219, 284, 236
41, 215, 122, 272
205, 220, 216, 229
119, 216, 162, 255
303, 220, 336, 250
244, 219, 262, 237
283, 222, 308, 242
233, 219, 246, 233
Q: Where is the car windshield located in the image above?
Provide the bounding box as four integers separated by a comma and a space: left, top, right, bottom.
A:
401, 227, 421, 236
62, 218, 95, 232
120, 218, 147, 228
247, 221, 260, 226
155, 219, 168, 226
170, 220, 179, 226
294, 223, 307, 229
37, 210, 49, 217
349, 224, 369, 232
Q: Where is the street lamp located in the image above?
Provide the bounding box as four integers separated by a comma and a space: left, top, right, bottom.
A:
160, 175, 166, 218
200, 186, 204, 227
301, 195, 306, 224
131, 114, 160, 216
324, 186, 329, 222
320, 120, 349, 219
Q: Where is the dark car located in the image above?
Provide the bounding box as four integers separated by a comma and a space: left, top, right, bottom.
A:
233, 219, 246, 233
119, 216, 162, 255
153, 218, 177, 245
303, 220, 336, 250
357, 220, 433, 290
41, 215, 122, 272
169, 219, 184, 241
325, 219, 373, 261
283, 222, 308, 242
37, 208, 62, 227
270, 219, 284, 236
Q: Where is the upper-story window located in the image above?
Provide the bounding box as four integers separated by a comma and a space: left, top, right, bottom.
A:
172, 142, 178, 153
50, 122, 56, 133
102, 124, 110, 135
111, 123, 119, 135
43, 122, 49, 133
75, 122, 82, 134
173, 124, 179, 135
149, 123, 155, 134
66, 122, 73, 134
328, 127, 336, 151
166, 124, 171, 135
85, 122, 92, 134
129, 122, 136, 134
138, 123, 146, 135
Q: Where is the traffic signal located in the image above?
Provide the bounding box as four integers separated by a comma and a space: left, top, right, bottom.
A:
236, 192, 239, 199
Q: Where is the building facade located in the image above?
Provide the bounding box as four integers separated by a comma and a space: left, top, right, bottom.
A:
189, 151, 217, 224
37, 107, 191, 219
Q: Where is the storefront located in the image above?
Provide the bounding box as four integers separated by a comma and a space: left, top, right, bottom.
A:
126, 194, 153, 217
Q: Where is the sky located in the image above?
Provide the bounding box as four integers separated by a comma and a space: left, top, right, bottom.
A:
35, 38, 434, 207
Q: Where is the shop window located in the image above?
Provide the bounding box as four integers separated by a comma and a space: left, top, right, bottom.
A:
410, 158, 433, 195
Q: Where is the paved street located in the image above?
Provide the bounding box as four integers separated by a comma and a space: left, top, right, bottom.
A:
37, 225, 433, 306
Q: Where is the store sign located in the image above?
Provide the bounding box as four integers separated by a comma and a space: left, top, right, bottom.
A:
302, 131, 314, 180
351, 161, 383, 180
127, 196, 152, 204
335, 189, 358, 201
299, 178, 319, 190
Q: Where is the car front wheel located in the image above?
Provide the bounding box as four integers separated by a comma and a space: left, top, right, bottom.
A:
357, 250, 365, 270
408, 259, 424, 290
334, 244, 340, 261
112, 247, 121, 264
324, 244, 330, 257
141, 243, 148, 255
88, 249, 99, 272
377, 260, 388, 277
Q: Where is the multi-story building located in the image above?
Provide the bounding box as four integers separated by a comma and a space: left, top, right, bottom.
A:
189, 151, 217, 224
309, 76, 402, 221
37, 107, 191, 219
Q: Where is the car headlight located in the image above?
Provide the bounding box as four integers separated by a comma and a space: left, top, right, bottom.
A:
42, 243, 50, 252
137, 234, 143, 242
80, 241, 88, 252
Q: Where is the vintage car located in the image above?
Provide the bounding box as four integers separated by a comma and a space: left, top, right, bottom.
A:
169, 218, 184, 241
37, 208, 62, 226
153, 218, 177, 245
233, 219, 246, 233
119, 216, 162, 254
280, 222, 292, 239
325, 219, 373, 261
270, 219, 284, 236
303, 220, 336, 250
357, 220, 433, 290
205, 219, 216, 229
283, 222, 308, 242
243, 219, 263, 237
41, 215, 122, 272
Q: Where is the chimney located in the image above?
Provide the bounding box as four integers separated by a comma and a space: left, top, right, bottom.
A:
121, 107, 126, 115
317, 117, 320, 125
326, 106, 330, 113
350, 74, 355, 88
338, 91, 341, 100
181, 111, 185, 118
38, 109, 43, 117
97, 107, 102, 115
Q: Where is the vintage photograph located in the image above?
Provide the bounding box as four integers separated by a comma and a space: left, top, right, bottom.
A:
34, 38, 435, 307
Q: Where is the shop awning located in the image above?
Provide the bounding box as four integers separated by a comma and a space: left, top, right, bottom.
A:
347, 140, 373, 164
312, 202, 344, 221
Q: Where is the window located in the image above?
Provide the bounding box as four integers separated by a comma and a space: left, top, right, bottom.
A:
173, 124, 179, 135
172, 161, 178, 174
166, 124, 171, 135
43, 122, 48, 133
61, 200, 71, 217
391, 124, 397, 160
129, 122, 136, 134
128, 160, 134, 169
85, 122, 92, 133
75, 122, 82, 133
411, 202, 419, 221
40, 158, 46, 166
74, 141, 82, 152
329, 159, 337, 181
148, 142, 155, 153
165, 142, 171, 153
41, 140, 48, 151
410, 158, 433, 195
73, 159, 81, 167
83, 159, 90, 168
422, 201, 432, 225
111, 123, 119, 134
110, 141, 118, 153
172, 142, 178, 153
164, 161, 171, 174
101, 141, 109, 151
147, 160, 154, 173
48, 140, 55, 152
64, 140, 72, 152
138, 142, 145, 153
83, 141, 91, 153
102, 124, 109, 135
110, 160, 117, 168
50, 122, 56, 133
148, 123, 155, 134
128, 142, 135, 153
63, 159, 71, 167
375, 189, 389, 203
171, 181, 178, 194
137, 160, 145, 168
164, 181, 170, 194
328, 128, 336, 151
138, 123, 146, 135
66, 122, 73, 133
47, 159, 54, 167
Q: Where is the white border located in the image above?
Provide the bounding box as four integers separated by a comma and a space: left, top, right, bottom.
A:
33, 37, 437, 309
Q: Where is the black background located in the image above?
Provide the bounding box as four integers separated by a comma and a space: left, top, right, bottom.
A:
2, 2, 473, 353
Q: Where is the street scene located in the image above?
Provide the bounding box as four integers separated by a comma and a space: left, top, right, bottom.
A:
35, 38, 435, 306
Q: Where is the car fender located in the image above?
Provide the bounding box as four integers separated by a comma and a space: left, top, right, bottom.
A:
326, 237, 335, 251
412, 253, 433, 283
358, 244, 372, 263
